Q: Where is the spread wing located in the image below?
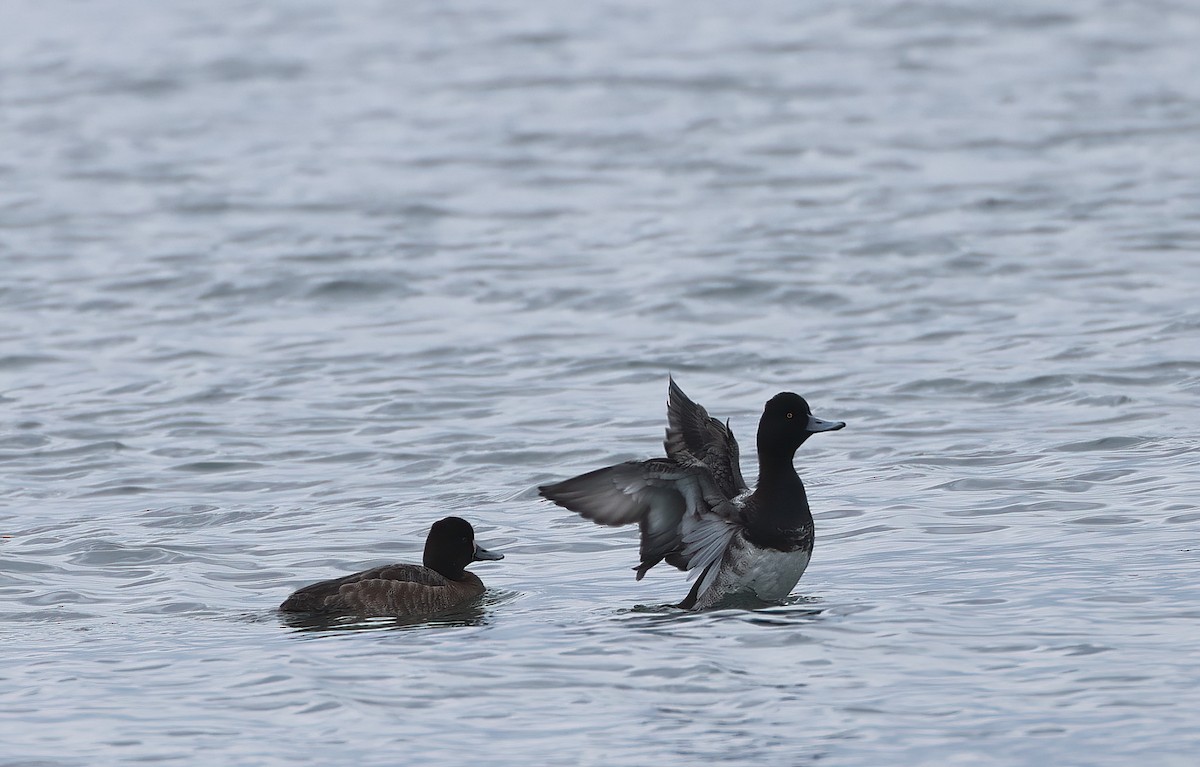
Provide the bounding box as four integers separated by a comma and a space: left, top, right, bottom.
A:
664, 377, 748, 499
539, 458, 739, 582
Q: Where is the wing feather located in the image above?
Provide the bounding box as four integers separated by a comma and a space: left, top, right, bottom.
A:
664, 377, 748, 498
335, 578, 451, 615
540, 458, 739, 580
680, 513, 736, 578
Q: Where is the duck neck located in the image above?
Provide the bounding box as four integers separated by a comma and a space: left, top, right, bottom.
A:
424, 553, 465, 581
748, 445, 812, 549
756, 445, 803, 494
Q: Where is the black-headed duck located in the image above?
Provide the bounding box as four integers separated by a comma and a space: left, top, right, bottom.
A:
539, 378, 844, 610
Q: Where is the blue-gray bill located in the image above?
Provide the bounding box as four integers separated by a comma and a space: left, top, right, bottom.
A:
806, 415, 846, 432
473, 544, 504, 561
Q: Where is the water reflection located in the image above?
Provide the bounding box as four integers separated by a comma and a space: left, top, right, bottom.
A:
278, 590, 521, 634
281, 604, 488, 634
619, 595, 828, 628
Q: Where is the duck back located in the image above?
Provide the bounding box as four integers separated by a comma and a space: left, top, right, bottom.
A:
280, 564, 485, 617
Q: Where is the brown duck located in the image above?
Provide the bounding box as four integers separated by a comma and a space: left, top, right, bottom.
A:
280, 517, 504, 617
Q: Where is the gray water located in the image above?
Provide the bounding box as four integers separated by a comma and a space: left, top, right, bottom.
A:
2, 0, 1199, 764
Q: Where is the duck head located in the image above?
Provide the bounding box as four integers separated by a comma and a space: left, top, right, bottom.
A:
757, 392, 846, 457
424, 516, 504, 580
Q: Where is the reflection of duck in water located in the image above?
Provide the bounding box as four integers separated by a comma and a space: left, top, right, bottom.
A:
540, 378, 844, 610
280, 517, 503, 617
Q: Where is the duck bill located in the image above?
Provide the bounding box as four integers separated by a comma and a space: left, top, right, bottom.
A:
807, 414, 846, 433
473, 543, 504, 561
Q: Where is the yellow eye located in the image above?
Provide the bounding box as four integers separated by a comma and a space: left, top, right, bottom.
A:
786, 412, 793, 419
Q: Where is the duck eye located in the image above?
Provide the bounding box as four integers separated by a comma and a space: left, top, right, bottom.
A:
786, 412, 793, 419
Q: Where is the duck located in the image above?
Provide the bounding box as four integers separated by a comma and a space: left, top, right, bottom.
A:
539, 378, 844, 610
279, 516, 504, 617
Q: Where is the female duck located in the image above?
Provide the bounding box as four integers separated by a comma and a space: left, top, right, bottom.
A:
280, 516, 503, 617
539, 378, 844, 610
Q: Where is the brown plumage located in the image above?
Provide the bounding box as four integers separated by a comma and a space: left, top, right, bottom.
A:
279, 517, 503, 618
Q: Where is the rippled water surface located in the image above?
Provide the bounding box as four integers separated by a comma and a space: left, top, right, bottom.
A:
3, 1, 1199, 765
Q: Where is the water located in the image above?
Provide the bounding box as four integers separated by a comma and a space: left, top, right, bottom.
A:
2, 0, 1199, 764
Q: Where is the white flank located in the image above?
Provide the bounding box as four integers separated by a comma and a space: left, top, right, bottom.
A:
692, 533, 811, 609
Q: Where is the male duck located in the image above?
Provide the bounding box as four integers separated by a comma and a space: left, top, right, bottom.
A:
539, 378, 844, 610
280, 516, 503, 617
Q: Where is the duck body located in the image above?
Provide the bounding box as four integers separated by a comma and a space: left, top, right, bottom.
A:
539, 378, 843, 611
279, 563, 488, 616
280, 516, 503, 618
681, 530, 812, 610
